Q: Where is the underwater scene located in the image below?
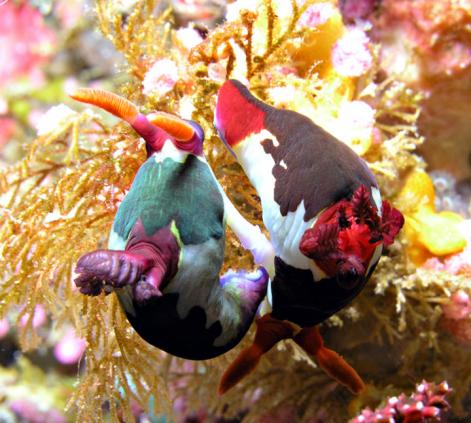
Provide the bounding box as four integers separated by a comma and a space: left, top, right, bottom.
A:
0, 0, 471, 421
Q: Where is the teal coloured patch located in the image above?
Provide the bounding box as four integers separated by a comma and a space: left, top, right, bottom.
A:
112, 155, 224, 245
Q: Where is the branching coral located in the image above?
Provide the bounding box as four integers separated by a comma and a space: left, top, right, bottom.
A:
0, 108, 171, 420
0, 0, 470, 422
351, 380, 452, 423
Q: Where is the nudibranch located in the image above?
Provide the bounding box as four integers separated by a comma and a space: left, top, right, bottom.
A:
214, 80, 404, 394
70, 88, 272, 360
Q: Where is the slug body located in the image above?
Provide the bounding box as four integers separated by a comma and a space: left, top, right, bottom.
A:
214, 80, 404, 393
72, 89, 268, 360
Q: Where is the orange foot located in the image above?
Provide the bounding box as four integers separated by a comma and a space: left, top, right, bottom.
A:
293, 326, 365, 394
219, 315, 365, 395
218, 314, 296, 395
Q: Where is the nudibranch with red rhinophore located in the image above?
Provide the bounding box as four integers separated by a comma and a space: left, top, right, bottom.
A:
69, 87, 274, 360
214, 80, 404, 394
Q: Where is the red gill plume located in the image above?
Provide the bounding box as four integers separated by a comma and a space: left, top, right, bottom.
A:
299, 185, 404, 284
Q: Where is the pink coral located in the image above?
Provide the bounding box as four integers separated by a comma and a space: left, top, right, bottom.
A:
332, 29, 373, 77
142, 59, 179, 97
0, 117, 16, 150
339, 0, 378, 23
351, 381, 452, 423
441, 290, 471, 345
19, 304, 47, 329
372, 0, 471, 79
298, 2, 336, 28
10, 399, 66, 423
175, 26, 204, 53
339, 100, 375, 130
442, 291, 471, 321
0, 2, 55, 87
54, 328, 86, 365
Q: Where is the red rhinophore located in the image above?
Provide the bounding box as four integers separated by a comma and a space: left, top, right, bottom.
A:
299, 185, 404, 279
215, 80, 266, 148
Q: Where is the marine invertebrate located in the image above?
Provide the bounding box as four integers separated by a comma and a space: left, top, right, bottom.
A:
19, 304, 47, 329
298, 2, 336, 28
54, 328, 86, 365
439, 285, 471, 345
2, 0, 468, 421
142, 59, 180, 97
336, 100, 376, 156
175, 26, 204, 54
70, 87, 271, 359
372, 0, 471, 82
396, 170, 467, 264
339, 0, 379, 24
214, 80, 403, 394
331, 28, 373, 77
351, 381, 452, 423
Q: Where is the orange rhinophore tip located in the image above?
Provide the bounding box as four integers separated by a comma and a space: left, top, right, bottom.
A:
68, 88, 139, 124
147, 112, 195, 142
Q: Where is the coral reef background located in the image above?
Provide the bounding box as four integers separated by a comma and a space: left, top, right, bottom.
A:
0, 0, 470, 422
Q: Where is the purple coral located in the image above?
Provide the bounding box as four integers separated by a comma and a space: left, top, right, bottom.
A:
339, 0, 379, 23
351, 381, 452, 423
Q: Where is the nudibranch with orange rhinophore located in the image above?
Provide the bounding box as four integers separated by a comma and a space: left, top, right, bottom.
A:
214, 80, 404, 395
69, 87, 274, 360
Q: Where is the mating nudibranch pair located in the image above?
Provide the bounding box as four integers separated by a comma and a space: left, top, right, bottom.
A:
71, 80, 403, 395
